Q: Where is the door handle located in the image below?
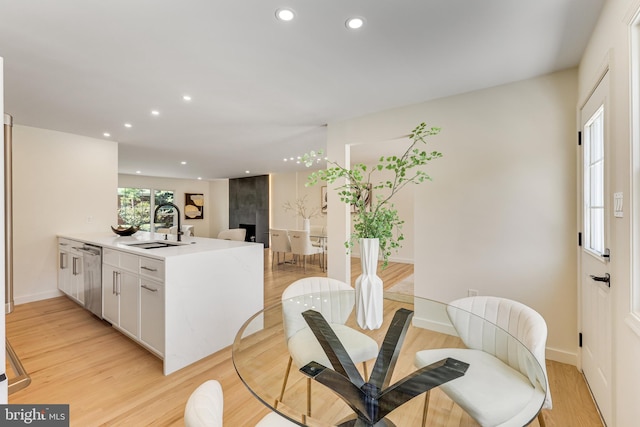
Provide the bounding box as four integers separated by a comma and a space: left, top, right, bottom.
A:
590, 273, 610, 287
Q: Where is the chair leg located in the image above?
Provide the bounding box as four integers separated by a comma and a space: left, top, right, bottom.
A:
277, 356, 293, 406
537, 410, 547, 427
421, 390, 431, 427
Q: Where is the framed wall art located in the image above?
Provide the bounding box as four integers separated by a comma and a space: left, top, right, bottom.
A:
185, 193, 204, 219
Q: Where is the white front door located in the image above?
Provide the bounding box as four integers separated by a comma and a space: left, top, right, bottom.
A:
579, 71, 612, 426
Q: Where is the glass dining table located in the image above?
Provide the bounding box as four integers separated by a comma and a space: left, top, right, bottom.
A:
232, 291, 547, 426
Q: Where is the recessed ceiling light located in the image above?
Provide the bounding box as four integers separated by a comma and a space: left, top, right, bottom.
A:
283, 158, 288, 162
276, 8, 295, 22
197, 177, 202, 180
181, 161, 187, 165
346, 17, 365, 30
151, 110, 160, 116
245, 170, 250, 174
124, 123, 132, 128
103, 132, 111, 137
136, 170, 142, 174
183, 95, 192, 101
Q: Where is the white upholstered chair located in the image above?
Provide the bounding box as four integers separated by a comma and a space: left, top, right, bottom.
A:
288, 229, 323, 272
414, 296, 552, 427
278, 277, 379, 416
169, 225, 194, 237
184, 380, 298, 427
270, 228, 292, 269
217, 228, 246, 241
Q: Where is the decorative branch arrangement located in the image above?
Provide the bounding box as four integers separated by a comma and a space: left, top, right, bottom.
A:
283, 194, 322, 219
303, 122, 443, 267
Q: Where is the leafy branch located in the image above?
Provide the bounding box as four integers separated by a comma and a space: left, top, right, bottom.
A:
302, 122, 442, 268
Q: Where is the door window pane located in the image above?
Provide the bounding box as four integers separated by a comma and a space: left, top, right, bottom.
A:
584, 106, 605, 255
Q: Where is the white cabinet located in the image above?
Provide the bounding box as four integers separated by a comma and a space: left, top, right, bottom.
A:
57, 238, 84, 304
102, 247, 165, 356
140, 278, 165, 356
102, 248, 140, 340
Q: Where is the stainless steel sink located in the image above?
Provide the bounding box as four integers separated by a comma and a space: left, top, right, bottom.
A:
125, 241, 187, 249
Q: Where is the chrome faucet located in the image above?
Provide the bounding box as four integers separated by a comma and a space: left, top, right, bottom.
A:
154, 202, 182, 242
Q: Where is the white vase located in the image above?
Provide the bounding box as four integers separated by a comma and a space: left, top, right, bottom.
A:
355, 238, 384, 330
302, 218, 310, 232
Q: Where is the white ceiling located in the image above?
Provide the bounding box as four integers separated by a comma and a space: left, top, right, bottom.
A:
0, 0, 604, 180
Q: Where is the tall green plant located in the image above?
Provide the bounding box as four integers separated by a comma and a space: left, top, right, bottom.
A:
303, 122, 443, 268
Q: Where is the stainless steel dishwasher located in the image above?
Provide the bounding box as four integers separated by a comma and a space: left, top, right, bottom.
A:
78, 244, 103, 318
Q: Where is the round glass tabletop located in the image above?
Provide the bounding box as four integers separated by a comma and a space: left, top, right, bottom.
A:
232, 291, 547, 427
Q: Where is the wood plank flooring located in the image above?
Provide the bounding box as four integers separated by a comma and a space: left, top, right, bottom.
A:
5, 250, 603, 426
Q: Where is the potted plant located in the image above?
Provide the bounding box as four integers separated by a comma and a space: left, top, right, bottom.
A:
303, 122, 443, 328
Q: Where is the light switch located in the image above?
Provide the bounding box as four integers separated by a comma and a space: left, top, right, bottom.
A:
614, 192, 623, 218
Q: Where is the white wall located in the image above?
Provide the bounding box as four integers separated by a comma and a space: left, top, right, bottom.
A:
579, 1, 640, 426
208, 179, 229, 238
327, 68, 578, 363
13, 125, 117, 304
118, 174, 225, 238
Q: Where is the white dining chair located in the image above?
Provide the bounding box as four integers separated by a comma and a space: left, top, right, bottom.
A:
184, 380, 299, 427
278, 277, 379, 417
169, 225, 194, 237
270, 228, 292, 269
288, 229, 323, 272
308, 225, 327, 270
217, 228, 246, 241
414, 296, 552, 427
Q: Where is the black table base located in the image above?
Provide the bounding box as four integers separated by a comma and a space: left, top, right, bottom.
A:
299, 308, 469, 427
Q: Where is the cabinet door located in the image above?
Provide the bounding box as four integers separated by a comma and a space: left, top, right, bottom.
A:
58, 250, 71, 295
70, 254, 84, 303
140, 279, 165, 356
102, 264, 119, 324
119, 271, 139, 338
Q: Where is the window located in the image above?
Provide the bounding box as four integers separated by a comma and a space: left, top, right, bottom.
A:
583, 105, 605, 256
117, 188, 174, 231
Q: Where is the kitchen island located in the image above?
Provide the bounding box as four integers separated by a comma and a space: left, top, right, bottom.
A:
57, 231, 264, 375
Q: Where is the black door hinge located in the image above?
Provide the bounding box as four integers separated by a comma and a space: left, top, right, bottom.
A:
578, 131, 582, 146
578, 232, 582, 247
579, 332, 583, 347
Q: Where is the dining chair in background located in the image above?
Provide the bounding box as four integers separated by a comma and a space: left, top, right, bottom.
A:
269, 229, 292, 269
309, 225, 327, 271
414, 296, 552, 427
217, 228, 246, 241
169, 225, 194, 237
278, 277, 379, 417
288, 229, 323, 272
184, 380, 298, 427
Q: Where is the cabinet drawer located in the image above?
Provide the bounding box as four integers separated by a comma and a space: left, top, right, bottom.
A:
103, 248, 120, 267
139, 257, 164, 281
103, 248, 139, 273
119, 252, 139, 273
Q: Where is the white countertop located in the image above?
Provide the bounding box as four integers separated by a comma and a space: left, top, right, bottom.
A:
59, 231, 263, 260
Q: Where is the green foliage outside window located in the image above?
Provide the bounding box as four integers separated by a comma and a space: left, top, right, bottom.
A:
117, 188, 174, 231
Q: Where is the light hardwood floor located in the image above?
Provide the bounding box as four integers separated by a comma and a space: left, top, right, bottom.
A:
6, 250, 602, 426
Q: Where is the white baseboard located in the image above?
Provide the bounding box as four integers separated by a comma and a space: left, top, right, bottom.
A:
350, 255, 414, 264
14, 289, 64, 306
546, 347, 577, 366
413, 313, 578, 367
